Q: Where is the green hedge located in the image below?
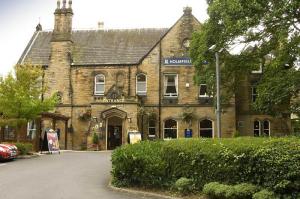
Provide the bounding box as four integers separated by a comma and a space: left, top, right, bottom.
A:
111, 138, 300, 197
15, 143, 33, 155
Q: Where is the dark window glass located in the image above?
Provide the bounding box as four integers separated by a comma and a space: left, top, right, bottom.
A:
164, 119, 177, 139
148, 120, 156, 136
164, 75, 178, 96
4, 126, 15, 140
263, 120, 270, 136
252, 87, 258, 102
200, 119, 213, 138
200, 84, 208, 97
254, 121, 260, 136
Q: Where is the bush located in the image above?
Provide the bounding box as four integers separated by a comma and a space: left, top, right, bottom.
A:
111, 138, 300, 196
15, 142, 33, 155
174, 177, 194, 195
252, 189, 277, 199
203, 182, 258, 199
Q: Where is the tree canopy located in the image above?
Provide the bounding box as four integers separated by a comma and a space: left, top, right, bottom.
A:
0, 64, 57, 126
190, 0, 300, 117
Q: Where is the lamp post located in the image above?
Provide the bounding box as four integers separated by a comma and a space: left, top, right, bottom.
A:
209, 45, 223, 138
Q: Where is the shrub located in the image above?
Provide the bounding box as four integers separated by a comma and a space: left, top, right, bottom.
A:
174, 177, 194, 195
203, 182, 258, 199
111, 137, 300, 196
15, 142, 33, 155
252, 189, 277, 199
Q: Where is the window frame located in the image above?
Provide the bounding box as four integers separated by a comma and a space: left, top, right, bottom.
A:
251, 86, 258, 102
163, 119, 178, 139
27, 120, 37, 140
164, 74, 178, 98
254, 120, 261, 136
94, 74, 105, 96
262, 120, 271, 136
136, 73, 147, 96
199, 119, 214, 138
148, 119, 156, 138
199, 84, 209, 98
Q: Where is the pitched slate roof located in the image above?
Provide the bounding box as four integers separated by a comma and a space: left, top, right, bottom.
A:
18, 28, 168, 66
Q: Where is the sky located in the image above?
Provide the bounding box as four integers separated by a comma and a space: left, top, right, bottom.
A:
0, 0, 209, 76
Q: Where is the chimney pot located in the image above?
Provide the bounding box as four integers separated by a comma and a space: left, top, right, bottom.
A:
98, 21, 104, 30
183, 7, 192, 15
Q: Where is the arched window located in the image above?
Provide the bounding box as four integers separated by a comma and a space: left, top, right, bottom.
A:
254, 120, 260, 136
263, 120, 270, 136
164, 119, 177, 139
95, 74, 105, 95
200, 119, 213, 138
136, 74, 147, 96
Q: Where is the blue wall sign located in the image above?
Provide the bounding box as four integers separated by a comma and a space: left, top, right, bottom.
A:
185, 129, 193, 138
163, 57, 192, 66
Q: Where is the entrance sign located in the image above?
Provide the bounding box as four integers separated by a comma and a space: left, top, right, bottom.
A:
47, 129, 60, 153
163, 57, 192, 66
128, 131, 142, 144
41, 128, 60, 154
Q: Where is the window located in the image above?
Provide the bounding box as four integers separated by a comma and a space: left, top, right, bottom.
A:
56, 92, 63, 104
200, 119, 213, 138
95, 74, 105, 95
254, 120, 260, 136
4, 125, 15, 140
252, 63, 262, 74
148, 119, 156, 138
136, 74, 147, 96
164, 74, 178, 97
199, 84, 208, 97
252, 87, 258, 102
164, 119, 177, 139
263, 120, 270, 136
27, 120, 37, 140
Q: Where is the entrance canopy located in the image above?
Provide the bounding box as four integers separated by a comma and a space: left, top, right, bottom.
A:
101, 108, 127, 119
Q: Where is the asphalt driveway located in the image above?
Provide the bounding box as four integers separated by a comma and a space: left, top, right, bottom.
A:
0, 151, 160, 199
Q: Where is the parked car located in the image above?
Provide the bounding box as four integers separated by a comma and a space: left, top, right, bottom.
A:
0, 144, 18, 161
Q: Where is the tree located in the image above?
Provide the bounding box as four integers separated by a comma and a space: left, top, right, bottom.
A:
0, 64, 57, 140
190, 0, 300, 118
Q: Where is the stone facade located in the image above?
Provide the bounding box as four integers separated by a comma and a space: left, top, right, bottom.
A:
18, 1, 291, 150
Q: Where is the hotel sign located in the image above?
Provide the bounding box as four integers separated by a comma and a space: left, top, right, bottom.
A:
163, 57, 192, 66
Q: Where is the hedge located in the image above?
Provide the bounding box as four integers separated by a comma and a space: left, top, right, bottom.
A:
111, 138, 300, 197
15, 143, 33, 155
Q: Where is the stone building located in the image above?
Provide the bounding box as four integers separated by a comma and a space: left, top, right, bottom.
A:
16, 0, 290, 150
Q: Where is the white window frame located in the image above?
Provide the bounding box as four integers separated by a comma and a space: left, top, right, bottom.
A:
199, 119, 214, 138
199, 84, 209, 98
27, 120, 37, 140
163, 119, 178, 139
254, 120, 261, 136
136, 73, 147, 96
94, 74, 105, 95
263, 120, 271, 136
251, 86, 258, 102
164, 74, 178, 98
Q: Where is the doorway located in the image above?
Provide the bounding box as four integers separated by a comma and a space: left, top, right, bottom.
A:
107, 116, 123, 150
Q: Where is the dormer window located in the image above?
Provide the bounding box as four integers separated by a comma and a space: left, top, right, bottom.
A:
95, 74, 105, 95
136, 73, 147, 96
